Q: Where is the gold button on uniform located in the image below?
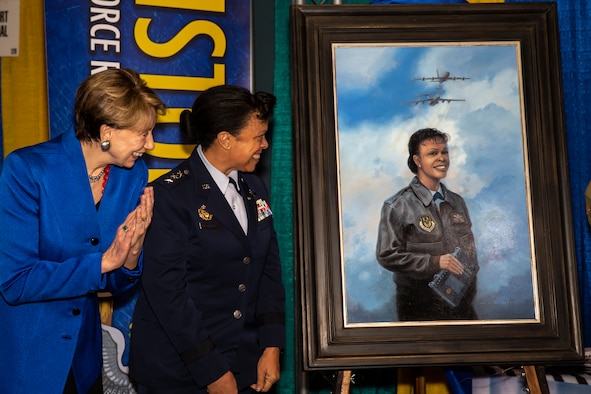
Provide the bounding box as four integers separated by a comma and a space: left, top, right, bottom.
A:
242, 257, 251, 265
233, 310, 242, 319
238, 284, 246, 292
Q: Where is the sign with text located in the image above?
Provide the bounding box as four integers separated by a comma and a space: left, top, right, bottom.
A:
45, 0, 252, 179
0, 0, 19, 57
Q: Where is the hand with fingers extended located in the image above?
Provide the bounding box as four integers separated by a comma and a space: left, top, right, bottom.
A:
123, 186, 154, 269
101, 186, 154, 273
100, 211, 137, 274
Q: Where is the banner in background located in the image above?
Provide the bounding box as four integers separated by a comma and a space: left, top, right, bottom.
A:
45, 0, 252, 179
45, 1, 252, 391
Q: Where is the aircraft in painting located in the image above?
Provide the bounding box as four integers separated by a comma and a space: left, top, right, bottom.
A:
402, 88, 465, 106
414, 69, 470, 83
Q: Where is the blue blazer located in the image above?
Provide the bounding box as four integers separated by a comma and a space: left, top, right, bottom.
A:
130, 148, 285, 391
0, 131, 145, 393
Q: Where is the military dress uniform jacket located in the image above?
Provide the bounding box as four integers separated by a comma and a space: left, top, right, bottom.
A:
376, 176, 478, 320
0, 131, 145, 394
130, 148, 286, 391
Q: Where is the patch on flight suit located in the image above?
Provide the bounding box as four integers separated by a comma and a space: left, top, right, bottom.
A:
450, 212, 466, 224
418, 215, 436, 233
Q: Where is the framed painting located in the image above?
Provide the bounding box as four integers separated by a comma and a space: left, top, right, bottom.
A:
290, 3, 584, 369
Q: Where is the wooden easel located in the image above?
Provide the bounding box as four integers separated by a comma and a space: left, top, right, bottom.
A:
334, 365, 549, 394
523, 365, 550, 394
335, 370, 353, 393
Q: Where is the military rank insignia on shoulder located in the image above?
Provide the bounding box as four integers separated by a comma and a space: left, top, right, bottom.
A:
162, 168, 190, 185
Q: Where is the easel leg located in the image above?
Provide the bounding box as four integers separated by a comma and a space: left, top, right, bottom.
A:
414, 368, 426, 394
523, 365, 549, 394
335, 370, 352, 394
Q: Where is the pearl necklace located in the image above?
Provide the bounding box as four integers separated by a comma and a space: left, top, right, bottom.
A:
88, 167, 106, 183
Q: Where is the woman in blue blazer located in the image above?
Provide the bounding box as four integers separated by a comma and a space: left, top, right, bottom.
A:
0, 68, 166, 393
130, 85, 286, 394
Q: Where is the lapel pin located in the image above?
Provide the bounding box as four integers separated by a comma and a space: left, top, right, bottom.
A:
198, 205, 213, 221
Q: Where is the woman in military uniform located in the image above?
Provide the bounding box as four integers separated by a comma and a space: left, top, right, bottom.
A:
376, 128, 479, 321
130, 85, 285, 394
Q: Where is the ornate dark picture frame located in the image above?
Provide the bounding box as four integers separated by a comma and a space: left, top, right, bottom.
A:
290, 3, 583, 370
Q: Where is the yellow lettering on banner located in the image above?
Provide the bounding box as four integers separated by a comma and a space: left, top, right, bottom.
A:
149, 169, 171, 182
146, 109, 195, 177
135, 19, 226, 58
141, 66, 225, 91
134, 0, 225, 13
148, 142, 195, 159
158, 108, 184, 123
134, 0, 229, 180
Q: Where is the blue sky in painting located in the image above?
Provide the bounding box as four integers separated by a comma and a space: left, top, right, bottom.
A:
335, 44, 536, 324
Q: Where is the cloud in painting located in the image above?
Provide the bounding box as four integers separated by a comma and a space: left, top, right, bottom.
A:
335, 46, 400, 91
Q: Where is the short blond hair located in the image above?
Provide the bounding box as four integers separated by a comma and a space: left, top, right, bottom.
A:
74, 68, 166, 141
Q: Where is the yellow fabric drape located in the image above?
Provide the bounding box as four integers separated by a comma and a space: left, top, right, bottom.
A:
397, 368, 452, 394
1, 0, 49, 158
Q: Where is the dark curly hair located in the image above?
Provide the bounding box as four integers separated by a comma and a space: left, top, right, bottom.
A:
180, 85, 276, 147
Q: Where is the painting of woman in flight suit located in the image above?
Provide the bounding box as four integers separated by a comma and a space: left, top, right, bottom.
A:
376, 128, 479, 321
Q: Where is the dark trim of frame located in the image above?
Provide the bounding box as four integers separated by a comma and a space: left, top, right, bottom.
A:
290, 3, 583, 370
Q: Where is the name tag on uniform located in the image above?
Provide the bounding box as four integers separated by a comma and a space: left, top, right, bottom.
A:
199, 222, 221, 230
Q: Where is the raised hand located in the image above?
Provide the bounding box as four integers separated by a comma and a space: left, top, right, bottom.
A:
101, 186, 154, 273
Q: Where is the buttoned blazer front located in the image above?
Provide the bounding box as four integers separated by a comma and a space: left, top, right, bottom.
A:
130, 148, 286, 390
0, 131, 145, 393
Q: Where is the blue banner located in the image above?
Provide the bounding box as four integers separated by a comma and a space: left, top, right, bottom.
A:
45, 0, 252, 179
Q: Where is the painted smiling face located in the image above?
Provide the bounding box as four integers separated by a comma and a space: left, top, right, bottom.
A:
413, 137, 449, 190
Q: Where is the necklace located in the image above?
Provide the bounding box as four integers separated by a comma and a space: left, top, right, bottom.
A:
102, 165, 111, 195
89, 167, 106, 183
